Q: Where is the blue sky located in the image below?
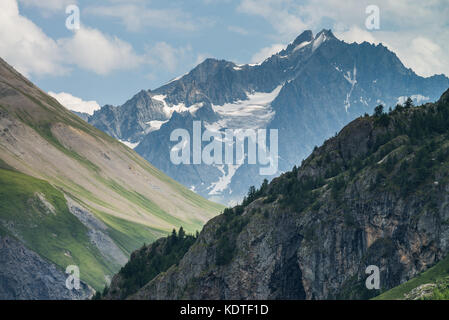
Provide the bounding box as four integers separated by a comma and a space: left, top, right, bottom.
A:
1, 0, 448, 113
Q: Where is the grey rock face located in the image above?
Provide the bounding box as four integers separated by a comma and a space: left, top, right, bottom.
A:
136, 111, 224, 197
88, 30, 449, 205
72, 111, 89, 122
0, 236, 93, 300
132, 209, 308, 300
65, 196, 127, 266
89, 90, 169, 143
128, 95, 449, 300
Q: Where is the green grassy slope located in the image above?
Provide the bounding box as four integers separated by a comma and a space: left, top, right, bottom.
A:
5, 96, 222, 234
7, 93, 223, 225
0, 166, 174, 290
94, 211, 165, 256
0, 168, 112, 290
374, 254, 449, 300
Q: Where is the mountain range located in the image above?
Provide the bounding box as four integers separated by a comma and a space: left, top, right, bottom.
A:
102, 87, 449, 300
0, 57, 222, 299
86, 29, 449, 205
1, 27, 449, 301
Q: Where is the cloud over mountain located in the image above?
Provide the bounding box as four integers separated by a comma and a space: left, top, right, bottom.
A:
48, 91, 100, 115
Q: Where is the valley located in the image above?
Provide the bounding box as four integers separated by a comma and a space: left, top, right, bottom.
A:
0, 57, 222, 297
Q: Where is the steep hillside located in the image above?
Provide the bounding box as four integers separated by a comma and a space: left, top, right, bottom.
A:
374, 253, 449, 300
112, 88, 449, 300
88, 29, 449, 204
99, 228, 197, 300
0, 57, 222, 297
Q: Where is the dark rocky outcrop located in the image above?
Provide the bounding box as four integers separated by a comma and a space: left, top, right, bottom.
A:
0, 236, 92, 300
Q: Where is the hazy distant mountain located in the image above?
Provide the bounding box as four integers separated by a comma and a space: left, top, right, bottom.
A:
88, 29, 449, 204
105, 88, 449, 300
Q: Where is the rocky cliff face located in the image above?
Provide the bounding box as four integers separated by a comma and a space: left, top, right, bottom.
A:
89, 90, 169, 142
123, 89, 449, 300
0, 236, 92, 300
101, 231, 197, 300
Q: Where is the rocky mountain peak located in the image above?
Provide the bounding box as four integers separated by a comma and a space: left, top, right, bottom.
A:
291, 30, 314, 47
283, 29, 337, 56
310, 28, 337, 51
108, 87, 449, 300
87, 29, 449, 205
194, 58, 232, 72
315, 28, 337, 40
283, 30, 314, 54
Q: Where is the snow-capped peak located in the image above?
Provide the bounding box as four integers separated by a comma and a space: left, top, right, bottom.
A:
293, 40, 311, 52
312, 29, 335, 52
283, 29, 337, 55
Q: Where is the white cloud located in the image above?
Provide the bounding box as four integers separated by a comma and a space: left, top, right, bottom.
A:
195, 53, 212, 65
333, 26, 378, 45
144, 42, 192, 73
0, 0, 146, 77
203, 0, 232, 3
48, 91, 100, 115
58, 27, 143, 75
228, 26, 249, 35
238, 0, 449, 77
334, 26, 449, 77
401, 37, 447, 77
18, 0, 76, 12
238, 0, 308, 40
85, 4, 197, 32
0, 0, 65, 76
250, 44, 285, 64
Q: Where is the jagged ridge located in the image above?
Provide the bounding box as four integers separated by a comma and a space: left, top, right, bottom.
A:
112, 88, 449, 299
87, 29, 449, 205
